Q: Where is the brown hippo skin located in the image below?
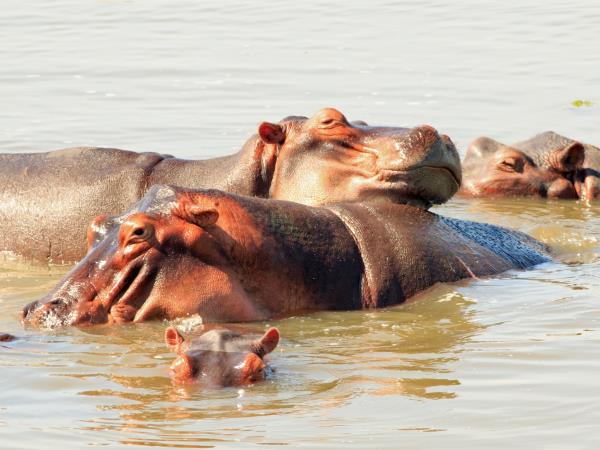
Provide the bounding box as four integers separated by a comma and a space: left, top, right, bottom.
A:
21, 185, 549, 328
0, 333, 16, 342
460, 131, 600, 199
165, 326, 279, 386
0, 108, 460, 262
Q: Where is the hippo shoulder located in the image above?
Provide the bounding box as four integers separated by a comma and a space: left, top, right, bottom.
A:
327, 202, 549, 308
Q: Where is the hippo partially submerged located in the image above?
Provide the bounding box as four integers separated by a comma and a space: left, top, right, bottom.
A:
22, 185, 549, 327
460, 131, 600, 200
0, 108, 460, 262
0, 333, 16, 342
165, 326, 279, 386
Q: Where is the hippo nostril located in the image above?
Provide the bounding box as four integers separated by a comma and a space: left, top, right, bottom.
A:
547, 178, 578, 199
21, 301, 40, 321
170, 354, 198, 383
441, 134, 453, 146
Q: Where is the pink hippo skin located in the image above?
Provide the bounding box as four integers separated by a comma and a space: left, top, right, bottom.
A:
165, 326, 280, 387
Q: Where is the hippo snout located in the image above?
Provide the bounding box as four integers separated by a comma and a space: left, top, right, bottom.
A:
169, 354, 199, 384
21, 300, 41, 322
547, 178, 579, 199
21, 296, 76, 328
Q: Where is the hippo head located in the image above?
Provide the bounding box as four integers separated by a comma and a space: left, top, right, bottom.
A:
254, 108, 461, 208
460, 136, 585, 199
165, 326, 279, 386
21, 186, 274, 328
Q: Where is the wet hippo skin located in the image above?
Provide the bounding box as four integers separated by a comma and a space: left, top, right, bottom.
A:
0, 333, 16, 342
460, 131, 599, 200
0, 108, 460, 263
21, 185, 549, 328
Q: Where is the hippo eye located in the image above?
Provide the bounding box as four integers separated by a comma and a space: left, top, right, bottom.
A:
127, 224, 153, 244
320, 118, 336, 126
314, 109, 348, 129
497, 157, 523, 173
319, 117, 347, 130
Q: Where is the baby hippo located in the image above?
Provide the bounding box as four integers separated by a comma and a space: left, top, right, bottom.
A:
164, 326, 280, 387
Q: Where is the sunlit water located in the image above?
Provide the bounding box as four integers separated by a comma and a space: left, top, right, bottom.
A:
1, 1, 600, 449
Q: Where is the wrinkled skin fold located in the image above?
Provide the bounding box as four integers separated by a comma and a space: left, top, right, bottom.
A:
164, 326, 280, 386
460, 131, 600, 200
22, 185, 549, 328
0, 108, 460, 262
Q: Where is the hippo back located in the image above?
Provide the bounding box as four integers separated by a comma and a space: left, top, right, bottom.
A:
438, 216, 548, 269
328, 203, 549, 308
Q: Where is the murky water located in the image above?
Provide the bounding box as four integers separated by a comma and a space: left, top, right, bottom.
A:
1, 1, 600, 449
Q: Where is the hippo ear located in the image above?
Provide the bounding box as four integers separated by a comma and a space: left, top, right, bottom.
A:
258, 122, 286, 145
253, 327, 280, 356
184, 205, 219, 228
550, 142, 585, 172
165, 326, 185, 351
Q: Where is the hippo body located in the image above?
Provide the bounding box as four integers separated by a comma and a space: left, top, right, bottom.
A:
460, 131, 599, 200
1, 109, 460, 262
164, 326, 280, 386
22, 185, 549, 328
0, 148, 259, 262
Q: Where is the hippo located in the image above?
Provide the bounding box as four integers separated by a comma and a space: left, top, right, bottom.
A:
21, 185, 549, 328
0, 108, 460, 262
460, 131, 600, 199
165, 326, 279, 386
0, 333, 16, 342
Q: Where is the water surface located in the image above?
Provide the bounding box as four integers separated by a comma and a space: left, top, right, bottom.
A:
1, 1, 600, 449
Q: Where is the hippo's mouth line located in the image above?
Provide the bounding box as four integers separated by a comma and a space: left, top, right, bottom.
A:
426, 165, 462, 186
104, 256, 148, 313
381, 165, 461, 186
